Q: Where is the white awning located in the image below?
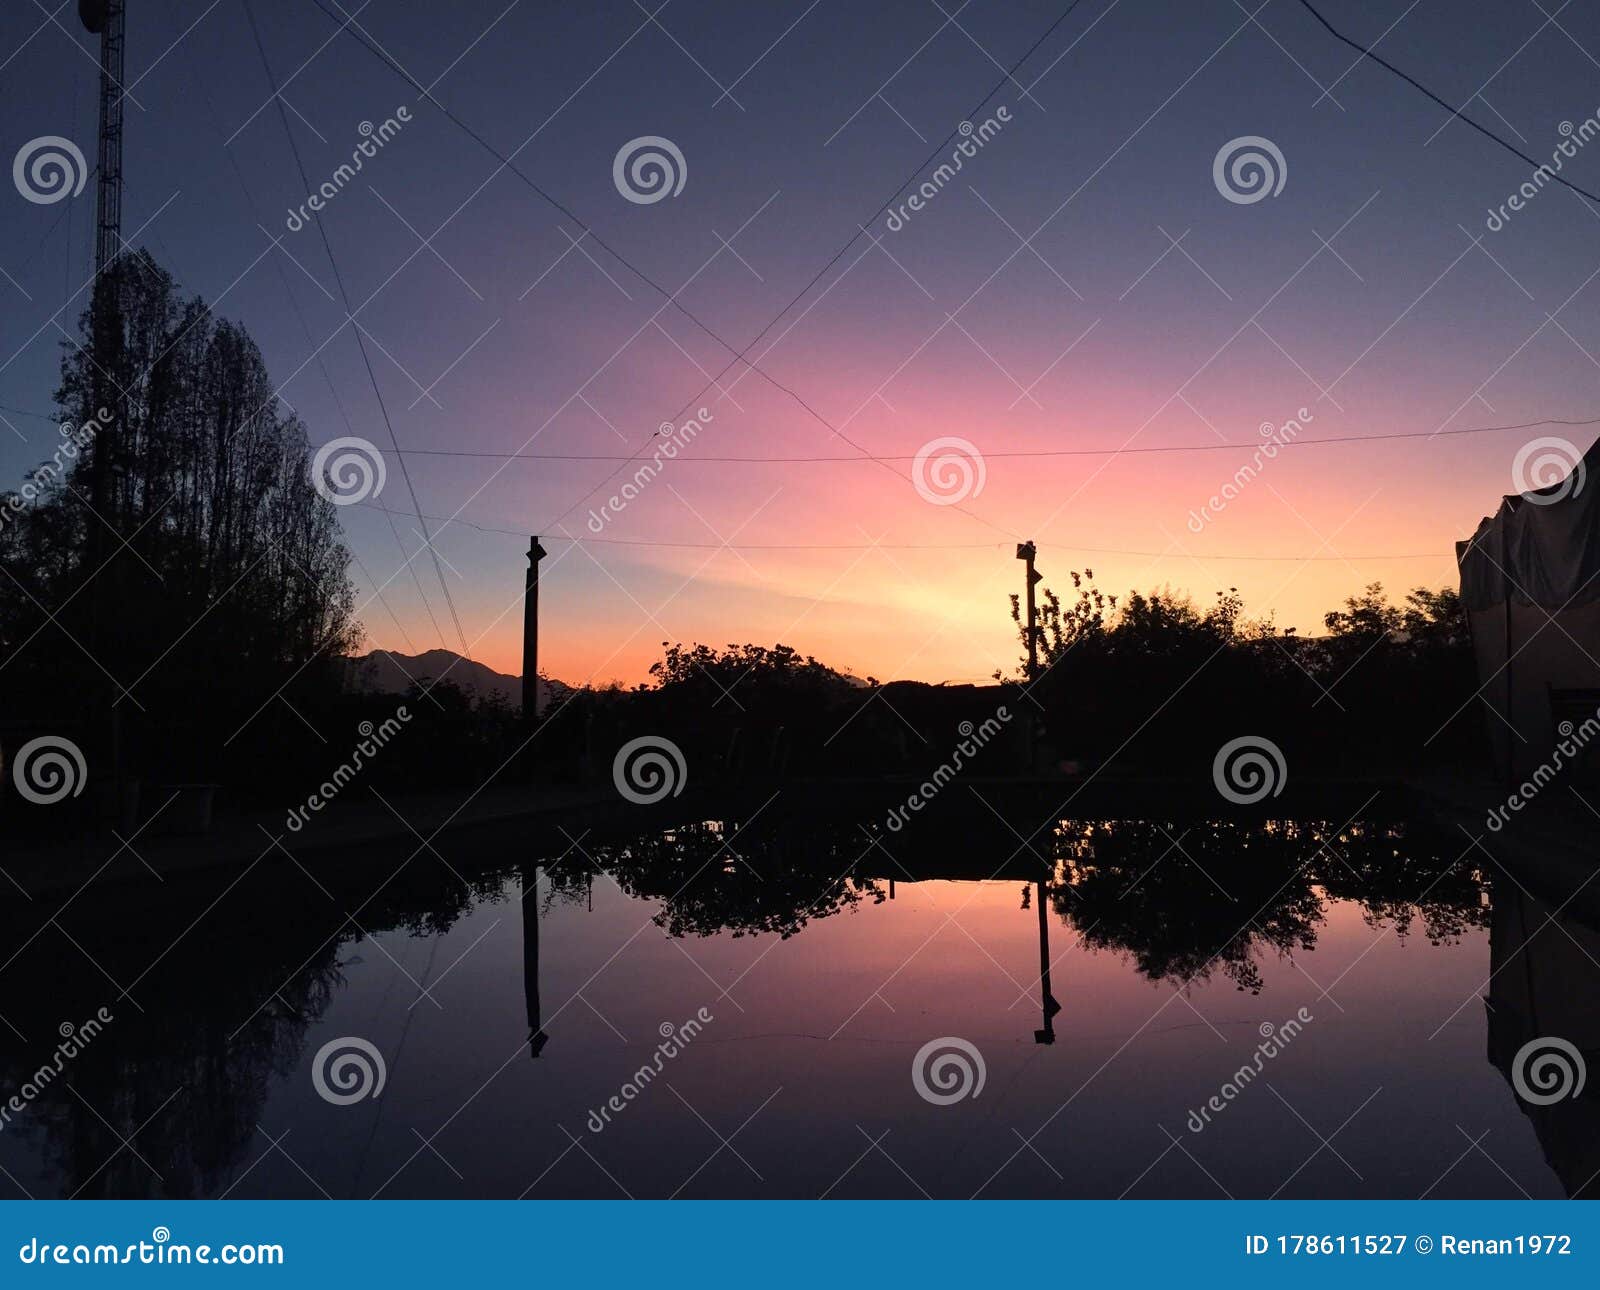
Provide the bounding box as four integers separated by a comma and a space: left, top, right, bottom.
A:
1458, 437, 1600, 611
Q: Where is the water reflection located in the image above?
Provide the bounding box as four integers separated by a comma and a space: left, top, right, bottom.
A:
1029, 880, 1062, 1045
569, 813, 1488, 996
521, 863, 548, 1059
0, 864, 518, 1198
0, 807, 1595, 1198
591, 817, 887, 939
1486, 884, 1600, 1198
1045, 818, 1488, 994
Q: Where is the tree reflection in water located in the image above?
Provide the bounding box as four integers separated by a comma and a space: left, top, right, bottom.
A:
561, 811, 1488, 995
1045, 818, 1487, 993
583, 818, 887, 940
0, 808, 1491, 1197
0, 861, 571, 1199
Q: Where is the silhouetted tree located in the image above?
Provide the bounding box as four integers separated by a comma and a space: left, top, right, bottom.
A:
0, 252, 359, 782
1001, 573, 1476, 775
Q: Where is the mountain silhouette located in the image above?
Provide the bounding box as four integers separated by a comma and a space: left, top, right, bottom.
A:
343, 648, 570, 712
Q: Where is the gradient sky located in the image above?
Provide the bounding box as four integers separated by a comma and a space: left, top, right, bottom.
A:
4, 0, 1600, 685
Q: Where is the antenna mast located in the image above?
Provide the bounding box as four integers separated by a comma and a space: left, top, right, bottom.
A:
79, 0, 124, 273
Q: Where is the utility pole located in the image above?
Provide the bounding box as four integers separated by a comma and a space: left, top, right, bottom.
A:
522, 537, 547, 730
1016, 541, 1040, 682
1016, 542, 1042, 775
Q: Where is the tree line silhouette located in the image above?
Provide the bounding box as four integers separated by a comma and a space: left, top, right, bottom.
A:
1, 252, 1481, 820
530, 575, 1478, 789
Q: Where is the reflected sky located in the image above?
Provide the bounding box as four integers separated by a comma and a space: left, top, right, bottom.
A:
0, 810, 1590, 1199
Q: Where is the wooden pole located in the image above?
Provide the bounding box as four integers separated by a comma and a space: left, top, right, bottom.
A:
1017, 542, 1040, 773
1017, 541, 1039, 682
522, 536, 547, 729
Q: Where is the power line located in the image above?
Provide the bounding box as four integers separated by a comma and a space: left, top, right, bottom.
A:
1296, 0, 1600, 205
299, 0, 1098, 542
534, 0, 1098, 537
0, 167, 104, 428
354, 500, 1452, 560
244, 0, 472, 659
185, 47, 435, 657
0, 403, 62, 423
570, 539, 1450, 560
349, 499, 992, 545
292, 2, 1570, 575
389, 414, 1600, 462
12, 165, 99, 288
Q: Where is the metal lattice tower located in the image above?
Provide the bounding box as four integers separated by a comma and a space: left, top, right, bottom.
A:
80, 0, 124, 274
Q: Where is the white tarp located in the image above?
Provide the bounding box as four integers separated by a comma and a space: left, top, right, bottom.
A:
1457, 437, 1600, 779
1459, 437, 1600, 611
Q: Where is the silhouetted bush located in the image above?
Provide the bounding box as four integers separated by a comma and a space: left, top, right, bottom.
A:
1005, 574, 1478, 777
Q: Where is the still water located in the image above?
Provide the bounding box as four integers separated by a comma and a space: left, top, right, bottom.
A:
0, 806, 1594, 1199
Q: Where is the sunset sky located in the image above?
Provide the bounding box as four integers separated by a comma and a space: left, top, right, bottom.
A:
4, 0, 1600, 685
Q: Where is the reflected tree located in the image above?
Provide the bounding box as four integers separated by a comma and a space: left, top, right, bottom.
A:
1041, 816, 1488, 993
583, 819, 885, 939
0, 852, 497, 1198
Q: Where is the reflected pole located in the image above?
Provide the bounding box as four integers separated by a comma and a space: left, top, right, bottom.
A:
522, 862, 549, 1058
1034, 878, 1061, 1044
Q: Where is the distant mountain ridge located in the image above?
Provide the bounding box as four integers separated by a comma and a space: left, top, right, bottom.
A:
343, 649, 569, 710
